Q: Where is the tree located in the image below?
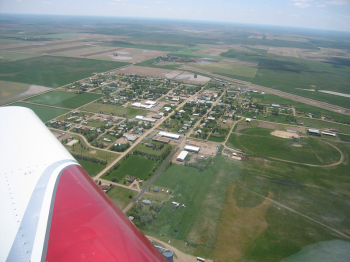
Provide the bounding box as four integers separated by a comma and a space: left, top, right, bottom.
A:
194, 74, 197, 78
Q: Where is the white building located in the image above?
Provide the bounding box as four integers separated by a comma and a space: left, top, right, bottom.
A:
177, 151, 188, 162
158, 131, 180, 140
184, 145, 200, 153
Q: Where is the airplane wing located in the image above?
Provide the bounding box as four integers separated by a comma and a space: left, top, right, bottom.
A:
0, 106, 167, 262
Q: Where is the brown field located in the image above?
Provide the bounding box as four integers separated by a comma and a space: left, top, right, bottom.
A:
114, 65, 173, 78
0, 39, 83, 52
319, 48, 350, 58
236, 125, 252, 132
214, 184, 273, 261
258, 122, 275, 129
174, 71, 211, 84
267, 47, 300, 58
271, 130, 300, 139
12, 41, 91, 54
298, 49, 336, 62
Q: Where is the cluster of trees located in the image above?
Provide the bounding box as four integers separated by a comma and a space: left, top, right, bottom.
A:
110, 142, 130, 152
133, 146, 172, 162
91, 141, 105, 148
128, 201, 164, 227
184, 157, 213, 171
72, 153, 107, 165
147, 142, 164, 151
74, 129, 98, 142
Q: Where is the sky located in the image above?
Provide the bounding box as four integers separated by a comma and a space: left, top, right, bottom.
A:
1, 0, 350, 31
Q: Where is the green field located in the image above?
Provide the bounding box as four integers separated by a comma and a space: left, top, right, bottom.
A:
221, 49, 350, 108
207, 135, 226, 142
0, 50, 42, 61
82, 103, 148, 117
102, 155, 155, 181
107, 186, 138, 210
9, 102, 69, 121
25, 91, 103, 109
0, 56, 129, 88
188, 62, 258, 81
77, 159, 106, 177
227, 128, 340, 165
108, 41, 185, 51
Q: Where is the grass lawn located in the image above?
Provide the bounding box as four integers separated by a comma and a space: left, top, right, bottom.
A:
207, 135, 226, 142
102, 155, 155, 181
25, 91, 103, 109
107, 186, 138, 210
227, 127, 340, 165
9, 102, 69, 121
338, 134, 350, 142
76, 159, 106, 177
82, 103, 148, 117
0, 55, 129, 88
131, 142, 173, 156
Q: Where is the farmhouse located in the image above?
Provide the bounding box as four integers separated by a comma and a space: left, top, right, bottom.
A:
184, 145, 200, 153
177, 151, 188, 162
158, 131, 180, 140
128, 176, 136, 183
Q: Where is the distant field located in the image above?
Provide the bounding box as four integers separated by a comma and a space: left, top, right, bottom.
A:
227, 128, 340, 165
9, 102, 69, 121
102, 155, 155, 182
0, 50, 42, 61
188, 62, 258, 80
82, 103, 148, 117
0, 56, 129, 87
108, 41, 185, 51
107, 186, 138, 210
77, 159, 106, 177
221, 49, 350, 108
25, 91, 103, 109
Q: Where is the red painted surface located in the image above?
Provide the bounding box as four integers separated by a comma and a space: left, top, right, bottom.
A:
46, 165, 167, 262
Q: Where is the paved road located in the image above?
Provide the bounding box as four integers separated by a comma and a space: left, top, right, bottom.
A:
182, 65, 350, 116
123, 147, 179, 213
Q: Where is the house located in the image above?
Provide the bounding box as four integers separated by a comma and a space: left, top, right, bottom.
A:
128, 176, 136, 183
98, 185, 109, 191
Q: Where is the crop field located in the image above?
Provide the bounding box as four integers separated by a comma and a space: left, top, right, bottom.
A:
227, 127, 340, 165
0, 50, 42, 61
77, 159, 106, 177
221, 49, 350, 108
82, 103, 148, 117
25, 91, 103, 109
107, 186, 138, 210
102, 155, 155, 182
108, 41, 185, 51
0, 56, 129, 87
9, 102, 69, 121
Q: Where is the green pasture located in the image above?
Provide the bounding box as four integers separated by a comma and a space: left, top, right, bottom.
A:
227, 127, 340, 165
338, 134, 350, 142
0, 55, 129, 88
102, 155, 155, 182
25, 91, 103, 109
82, 103, 148, 117
207, 135, 226, 142
77, 159, 106, 177
9, 102, 69, 121
107, 186, 138, 210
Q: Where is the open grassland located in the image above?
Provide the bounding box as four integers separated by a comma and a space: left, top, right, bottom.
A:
25, 91, 103, 109
82, 103, 148, 117
108, 41, 185, 51
102, 155, 155, 182
221, 49, 350, 108
107, 186, 138, 210
227, 128, 340, 165
0, 50, 42, 61
188, 61, 258, 80
134, 141, 350, 261
0, 56, 129, 87
76, 159, 106, 177
9, 102, 69, 121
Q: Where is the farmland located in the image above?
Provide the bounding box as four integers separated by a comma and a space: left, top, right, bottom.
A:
25, 91, 103, 109
76, 159, 106, 177
0, 56, 129, 87
10, 102, 69, 121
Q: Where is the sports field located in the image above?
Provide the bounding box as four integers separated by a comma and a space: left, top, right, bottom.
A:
9, 102, 69, 121
227, 128, 340, 165
102, 155, 155, 181
82, 103, 148, 117
25, 91, 103, 109
0, 56, 129, 87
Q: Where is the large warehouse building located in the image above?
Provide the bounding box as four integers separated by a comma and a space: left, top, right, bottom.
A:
158, 131, 180, 140
177, 151, 188, 162
184, 145, 200, 153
